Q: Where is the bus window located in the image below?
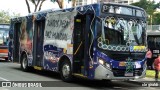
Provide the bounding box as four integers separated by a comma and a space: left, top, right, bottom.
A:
0, 30, 9, 45
155, 37, 160, 48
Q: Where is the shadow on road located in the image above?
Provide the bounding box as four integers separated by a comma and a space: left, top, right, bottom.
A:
10, 66, 145, 89
0, 60, 11, 62
11, 67, 61, 80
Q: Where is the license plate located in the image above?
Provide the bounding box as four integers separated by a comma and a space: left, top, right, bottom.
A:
125, 73, 133, 76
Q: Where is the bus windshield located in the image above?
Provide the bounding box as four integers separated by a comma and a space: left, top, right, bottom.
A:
97, 18, 146, 51
0, 28, 9, 45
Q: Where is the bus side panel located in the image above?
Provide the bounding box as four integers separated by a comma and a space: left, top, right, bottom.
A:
43, 11, 77, 71
19, 17, 33, 65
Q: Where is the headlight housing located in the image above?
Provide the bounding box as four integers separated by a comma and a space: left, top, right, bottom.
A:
98, 58, 111, 70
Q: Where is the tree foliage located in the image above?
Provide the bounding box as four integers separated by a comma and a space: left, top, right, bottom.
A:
152, 12, 160, 25
0, 10, 20, 24
25, 0, 46, 13
131, 0, 160, 25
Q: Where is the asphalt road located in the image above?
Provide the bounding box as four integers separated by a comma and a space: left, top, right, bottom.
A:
0, 61, 159, 90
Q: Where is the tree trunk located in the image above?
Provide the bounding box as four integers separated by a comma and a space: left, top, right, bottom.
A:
38, 0, 46, 11
25, 0, 31, 13
72, 0, 76, 7
34, 0, 40, 12
56, 0, 64, 9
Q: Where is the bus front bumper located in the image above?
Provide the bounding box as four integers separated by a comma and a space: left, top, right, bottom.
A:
94, 65, 146, 80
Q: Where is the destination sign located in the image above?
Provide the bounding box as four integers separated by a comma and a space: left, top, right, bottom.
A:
101, 4, 144, 17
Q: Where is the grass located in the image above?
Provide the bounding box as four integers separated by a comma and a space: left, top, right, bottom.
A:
146, 70, 160, 79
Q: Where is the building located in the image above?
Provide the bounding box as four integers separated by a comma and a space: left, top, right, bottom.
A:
76, 0, 116, 6
114, 0, 140, 5
75, 0, 156, 6
75, 0, 140, 6
76, 0, 97, 6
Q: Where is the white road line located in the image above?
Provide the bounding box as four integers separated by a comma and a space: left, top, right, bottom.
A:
0, 77, 10, 90
0, 77, 9, 81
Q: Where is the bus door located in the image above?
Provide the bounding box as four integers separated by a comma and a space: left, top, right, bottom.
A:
33, 20, 45, 66
13, 23, 21, 62
73, 15, 91, 75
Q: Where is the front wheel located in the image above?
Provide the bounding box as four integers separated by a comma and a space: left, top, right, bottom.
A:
21, 54, 29, 72
60, 60, 73, 82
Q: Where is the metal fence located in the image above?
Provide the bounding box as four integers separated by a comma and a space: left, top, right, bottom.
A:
147, 25, 160, 31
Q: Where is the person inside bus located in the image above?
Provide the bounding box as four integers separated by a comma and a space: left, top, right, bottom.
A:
146, 48, 152, 69
154, 54, 160, 81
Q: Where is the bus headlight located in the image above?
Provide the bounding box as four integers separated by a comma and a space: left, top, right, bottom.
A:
99, 59, 104, 65
98, 58, 111, 70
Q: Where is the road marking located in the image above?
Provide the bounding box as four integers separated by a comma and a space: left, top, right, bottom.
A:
0, 77, 9, 81
0, 88, 9, 90
0, 77, 10, 90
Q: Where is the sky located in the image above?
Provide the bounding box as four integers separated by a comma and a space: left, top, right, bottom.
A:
0, 0, 62, 16
0, 0, 160, 16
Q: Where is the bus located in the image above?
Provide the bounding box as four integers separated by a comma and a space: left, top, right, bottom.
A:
147, 30, 160, 69
0, 24, 9, 61
9, 2, 147, 81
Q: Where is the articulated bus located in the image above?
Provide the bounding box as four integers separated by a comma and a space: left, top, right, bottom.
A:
9, 2, 147, 81
0, 24, 9, 61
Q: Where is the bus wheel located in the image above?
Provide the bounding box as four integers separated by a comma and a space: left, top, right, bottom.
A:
60, 60, 72, 82
21, 54, 29, 72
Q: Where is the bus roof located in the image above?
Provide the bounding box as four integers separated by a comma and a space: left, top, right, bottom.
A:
11, 2, 146, 21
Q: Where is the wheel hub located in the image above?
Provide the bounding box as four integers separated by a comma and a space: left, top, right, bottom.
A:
62, 64, 70, 78
22, 58, 27, 69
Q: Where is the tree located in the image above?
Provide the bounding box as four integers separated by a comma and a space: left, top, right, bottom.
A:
25, 0, 46, 13
131, 0, 159, 25
51, 0, 64, 9
72, 0, 76, 8
0, 10, 20, 24
51, 0, 76, 9
152, 12, 160, 25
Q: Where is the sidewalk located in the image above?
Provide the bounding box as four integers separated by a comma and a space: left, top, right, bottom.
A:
134, 77, 159, 81
130, 77, 160, 83
133, 77, 160, 81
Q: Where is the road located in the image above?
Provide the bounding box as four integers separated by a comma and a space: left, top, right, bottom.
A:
0, 61, 159, 90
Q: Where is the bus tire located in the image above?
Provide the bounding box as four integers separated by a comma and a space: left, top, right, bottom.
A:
21, 54, 29, 72
60, 60, 72, 82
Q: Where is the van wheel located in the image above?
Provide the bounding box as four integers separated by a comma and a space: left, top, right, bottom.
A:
60, 60, 72, 82
21, 54, 29, 72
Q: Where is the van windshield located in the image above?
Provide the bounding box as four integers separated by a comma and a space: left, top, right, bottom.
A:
0, 29, 9, 45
